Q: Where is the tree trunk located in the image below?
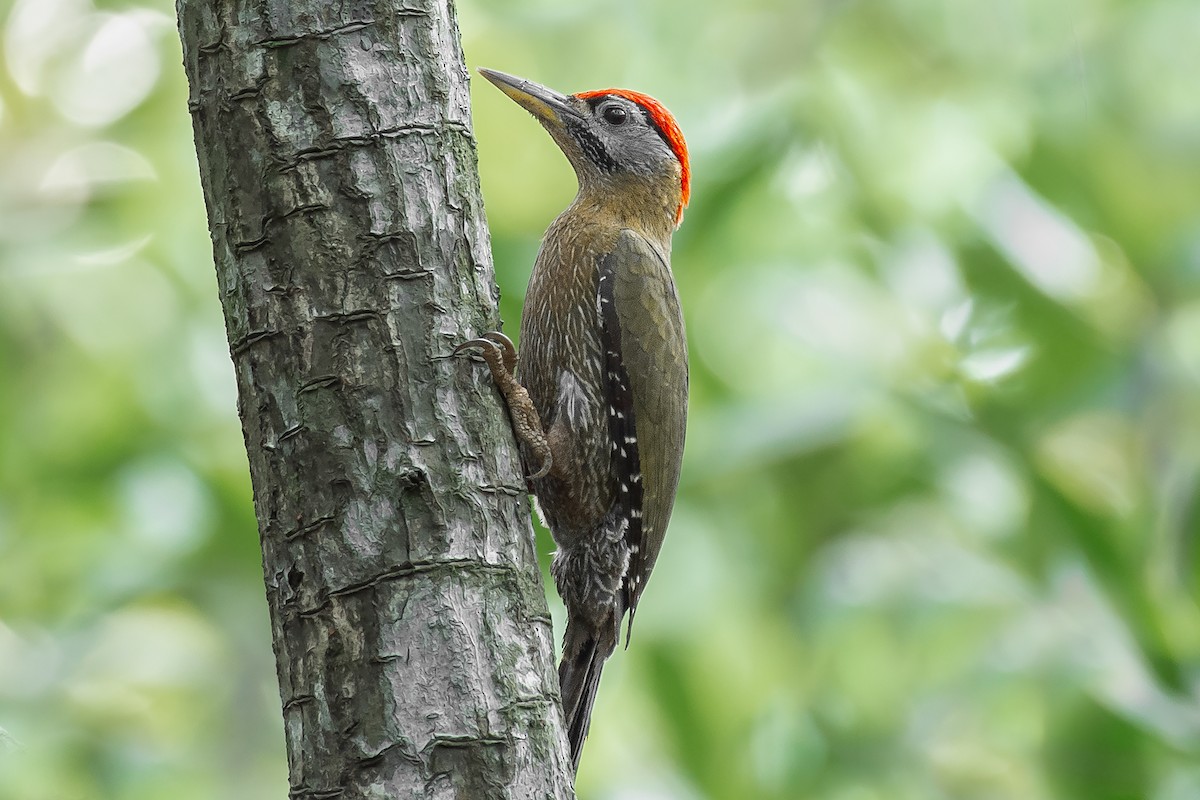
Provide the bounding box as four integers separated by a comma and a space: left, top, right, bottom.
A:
175, 1, 576, 796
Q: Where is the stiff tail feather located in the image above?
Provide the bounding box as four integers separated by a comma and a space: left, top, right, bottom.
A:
558, 616, 618, 772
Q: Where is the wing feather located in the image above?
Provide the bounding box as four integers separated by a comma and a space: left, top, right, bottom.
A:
596, 230, 687, 637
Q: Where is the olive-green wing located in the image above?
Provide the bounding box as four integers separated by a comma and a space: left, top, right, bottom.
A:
596, 229, 688, 629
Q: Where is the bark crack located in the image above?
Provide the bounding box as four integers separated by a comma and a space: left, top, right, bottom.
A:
256, 20, 376, 49
234, 203, 331, 253
276, 124, 474, 173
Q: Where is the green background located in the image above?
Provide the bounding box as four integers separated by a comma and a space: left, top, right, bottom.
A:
2, 0, 1199, 798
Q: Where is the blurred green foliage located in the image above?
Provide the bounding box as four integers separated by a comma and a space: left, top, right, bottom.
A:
1, 0, 1198, 798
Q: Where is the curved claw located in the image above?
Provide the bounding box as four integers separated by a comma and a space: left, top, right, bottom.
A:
478, 331, 517, 374
453, 337, 501, 357
527, 449, 552, 481
455, 331, 517, 375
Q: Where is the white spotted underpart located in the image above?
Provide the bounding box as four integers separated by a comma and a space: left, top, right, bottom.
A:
556, 369, 590, 427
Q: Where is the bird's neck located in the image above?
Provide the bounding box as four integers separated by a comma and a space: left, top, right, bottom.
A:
569, 175, 680, 246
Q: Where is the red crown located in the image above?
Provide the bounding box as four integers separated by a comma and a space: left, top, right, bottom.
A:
575, 89, 690, 225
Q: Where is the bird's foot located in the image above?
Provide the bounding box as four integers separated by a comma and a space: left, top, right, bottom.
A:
455, 332, 552, 481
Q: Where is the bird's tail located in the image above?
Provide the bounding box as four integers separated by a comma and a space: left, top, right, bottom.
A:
558, 615, 618, 772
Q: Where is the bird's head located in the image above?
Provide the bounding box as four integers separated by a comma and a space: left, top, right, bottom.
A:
478, 68, 690, 228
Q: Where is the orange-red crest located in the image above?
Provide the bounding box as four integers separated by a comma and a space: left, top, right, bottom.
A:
574, 89, 690, 225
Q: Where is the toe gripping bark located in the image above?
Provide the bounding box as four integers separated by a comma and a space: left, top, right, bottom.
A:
455, 332, 553, 481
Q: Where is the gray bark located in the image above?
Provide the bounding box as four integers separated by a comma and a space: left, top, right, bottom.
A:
175, 1, 576, 797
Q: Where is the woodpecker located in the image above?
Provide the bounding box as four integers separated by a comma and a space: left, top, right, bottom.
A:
457, 68, 689, 771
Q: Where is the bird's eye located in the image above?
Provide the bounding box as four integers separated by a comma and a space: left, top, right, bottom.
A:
602, 105, 628, 126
